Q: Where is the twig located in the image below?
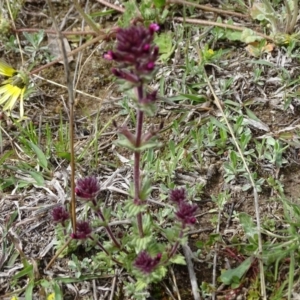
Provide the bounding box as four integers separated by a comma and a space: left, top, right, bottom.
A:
92, 279, 98, 300
162, 282, 177, 300
168, 0, 248, 19
109, 273, 117, 300
96, 0, 125, 13
46, 0, 77, 232
14, 28, 98, 35
211, 209, 221, 300
29, 28, 117, 75
170, 267, 181, 300
173, 16, 273, 41
182, 245, 201, 300
33, 74, 105, 102
45, 237, 72, 269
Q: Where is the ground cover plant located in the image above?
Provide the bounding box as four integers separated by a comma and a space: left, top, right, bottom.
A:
1, 0, 300, 299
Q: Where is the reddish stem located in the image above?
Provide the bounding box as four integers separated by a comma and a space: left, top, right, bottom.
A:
92, 199, 122, 250
134, 85, 145, 238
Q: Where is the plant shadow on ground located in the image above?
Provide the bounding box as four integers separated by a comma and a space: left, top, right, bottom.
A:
1, 0, 300, 299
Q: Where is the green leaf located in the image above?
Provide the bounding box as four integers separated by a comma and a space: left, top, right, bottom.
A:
153, 0, 165, 8
134, 235, 153, 252
239, 212, 258, 242
154, 32, 175, 62
219, 256, 253, 286
124, 199, 146, 216
25, 281, 34, 300
170, 254, 186, 265
120, 1, 138, 27
28, 171, 45, 186
56, 151, 71, 161
225, 30, 242, 41
28, 141, 48, 169
13, 264, 33, 279
140, 178, 152, 201
250, 3, 269, 21
0, 149, 14, 165
240, 28, 263, 43
245, 108, 261, 122
6, 210, 18, 228
135, 279, 148, 291
210, 117, 228, 132
179, 93, 207, 103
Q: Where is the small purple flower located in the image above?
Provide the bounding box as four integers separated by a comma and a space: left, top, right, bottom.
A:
71, 221, 92, 240
103, 51, 114, 60
170, 188, 186, 205
146, 62, 155, 70
176, 202, 197, 225
52, 206, 69, 225
139, 90, 158, 105
149, 23, 160, 33
75, 176, 100, 199
111, 68, 139, 83
134, 251, 162, 274
143, 44, 150, 52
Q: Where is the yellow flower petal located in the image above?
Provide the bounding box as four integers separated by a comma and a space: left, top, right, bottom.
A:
47, 293, 55, 300
0, 62, 29, 118
0, 85, 14, 104
3, 85, 21, 111
19, 88, 25, 118
0, 60, 17, 77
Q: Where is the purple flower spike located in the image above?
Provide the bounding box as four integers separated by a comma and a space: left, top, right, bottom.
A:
75, 176, 100, 200
176, 202, 198, 225
107, 25, 160, 81
134, 251, 162, 274
52, 206, 69, 225
71, 221, 92, 240
170, 188, 186, 205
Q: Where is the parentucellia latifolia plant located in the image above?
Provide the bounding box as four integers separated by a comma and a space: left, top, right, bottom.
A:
51, 23, 198, 297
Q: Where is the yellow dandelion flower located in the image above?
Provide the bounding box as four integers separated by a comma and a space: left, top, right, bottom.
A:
10, 296, 19, 300
0, 60, 29, 118
207, 49, 214, 55
47, 292, 55, 300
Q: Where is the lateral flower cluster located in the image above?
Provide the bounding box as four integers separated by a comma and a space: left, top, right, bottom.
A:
71, 221, 92, 240
170, 188, 198, 226
75, 176, 100, 200
134, 250, 162, 274
52, 206, 69, 226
